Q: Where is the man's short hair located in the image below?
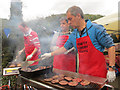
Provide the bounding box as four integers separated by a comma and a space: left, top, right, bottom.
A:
66, 6, 84, 19
20, 22, 27, 28
59, 17, 68, 23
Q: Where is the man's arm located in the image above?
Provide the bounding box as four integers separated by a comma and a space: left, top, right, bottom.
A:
107, 46, 116, 82
31, 48, 38, 56
41, 46, 67, 60
51, 46, 67, 56
18, 47, 25, 56
108, 46, 115, 70
26, 48, 38, 60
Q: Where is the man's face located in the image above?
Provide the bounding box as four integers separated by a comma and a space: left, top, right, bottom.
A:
67, 11, 80, 29
60, 20, 69, 31
18, 25, 28, 33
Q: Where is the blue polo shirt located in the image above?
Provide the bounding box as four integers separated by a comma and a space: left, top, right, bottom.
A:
64, 19, 114, 52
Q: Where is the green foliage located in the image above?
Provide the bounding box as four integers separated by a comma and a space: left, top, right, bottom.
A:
2, 75, 16, 87
84, 14, 104, 21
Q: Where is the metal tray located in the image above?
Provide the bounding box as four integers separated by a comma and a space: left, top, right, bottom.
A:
19, 65, 53, 78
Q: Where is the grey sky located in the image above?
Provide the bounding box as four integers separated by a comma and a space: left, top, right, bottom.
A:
0, 0, 119, 21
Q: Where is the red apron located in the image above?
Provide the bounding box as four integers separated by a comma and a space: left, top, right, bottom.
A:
24, 36, 41, 66
76, 26, 107, 78
53, 35, 76, 72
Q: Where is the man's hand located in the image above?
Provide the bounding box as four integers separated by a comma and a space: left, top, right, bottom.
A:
26, 54, 33, 60
107, 70, 116, 82
41, 53, 51, 60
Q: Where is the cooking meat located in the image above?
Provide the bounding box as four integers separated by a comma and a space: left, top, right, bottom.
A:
57, 77, 64, 81
40, 66, 44, 69
59, 74, 64, 77
51, 79, 59, 84
9, 64, 16, 68
64, 77, 73, 81
34, 68, 40, 71
59, 80, 68, 85
72, 78, 82, 82
68, 81, 78, 86
44, 78, 53, 82
52, 75, 59, 79
21, 68, 27, 71
17, 64, 21, 67
80, 80, 90, 86
26, 68, 32, 72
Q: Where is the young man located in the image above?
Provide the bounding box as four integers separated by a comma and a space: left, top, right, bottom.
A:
41, 6, 116, 82
18, 23, 41, 70
50, 17, 76, 72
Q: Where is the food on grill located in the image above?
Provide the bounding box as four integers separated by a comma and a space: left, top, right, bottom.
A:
72, 78, 82, 82
80, 80, 90, 86
26, 68, 32, 72
59, 80, 68, 85
34, 68, 40, 71
57, 76, 64, 81
51, 79, 59, 84
44, 78, 53, 82
17, 64, 21, 67
9, 64, 16, 68
68, 81, 78, 86
21, 68, 26, 71
59, 74, 64, 77
64, 76, 73, 81
52, 75, 59, 79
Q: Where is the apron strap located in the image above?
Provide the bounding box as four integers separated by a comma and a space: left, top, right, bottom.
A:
86, 25, 93, 36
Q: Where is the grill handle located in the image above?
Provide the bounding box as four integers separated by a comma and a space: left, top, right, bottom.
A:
104, 84, 114, 90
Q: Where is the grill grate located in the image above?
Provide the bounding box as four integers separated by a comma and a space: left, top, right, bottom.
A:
34, 72, 101, 89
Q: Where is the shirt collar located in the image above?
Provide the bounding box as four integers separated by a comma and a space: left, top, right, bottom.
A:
24, 28, 32, 36
82, 19, 92, 33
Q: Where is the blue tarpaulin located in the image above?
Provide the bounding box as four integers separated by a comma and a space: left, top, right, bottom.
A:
4, 28, 11, 38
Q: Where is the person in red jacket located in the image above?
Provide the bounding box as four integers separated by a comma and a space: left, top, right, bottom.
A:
50, 17, 76, 72
18, 23, 41, 70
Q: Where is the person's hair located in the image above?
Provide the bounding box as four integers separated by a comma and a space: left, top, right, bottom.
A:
20, 22, 27, 28
59, 17, 68, 23
66, 6, 84, 19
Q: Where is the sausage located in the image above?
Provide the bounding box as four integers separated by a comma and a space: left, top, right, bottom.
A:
80, 80, 90, 86
51, 79, 59, 84
64, 77, 73, 81
44, 78, 53, 82
72, 78, 82, 82
59, 80, 68, 85
68, 81, 78, 86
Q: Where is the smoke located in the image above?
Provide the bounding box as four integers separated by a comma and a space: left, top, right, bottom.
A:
5, 1, 62, 65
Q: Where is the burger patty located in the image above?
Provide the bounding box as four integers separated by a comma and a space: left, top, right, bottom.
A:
68, 81, 78, 86
51, 79, 59, 84
59, 80, 68, 85
52, 75, 59, 79
72, 78, 82, 82
57, 77, 64, 81
64, 77, 73, 81
44, 78, 53, 82
80, 80, 90, 86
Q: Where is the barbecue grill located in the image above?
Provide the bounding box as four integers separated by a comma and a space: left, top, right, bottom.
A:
17, 68, 113, 90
